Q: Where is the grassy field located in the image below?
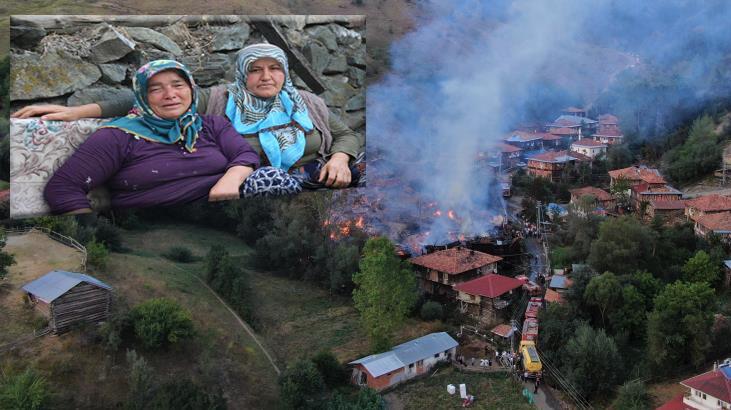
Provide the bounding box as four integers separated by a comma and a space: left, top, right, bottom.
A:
385, 367, 535, 410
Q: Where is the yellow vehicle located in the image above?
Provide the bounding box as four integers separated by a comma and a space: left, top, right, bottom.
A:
520, 340, 543, 377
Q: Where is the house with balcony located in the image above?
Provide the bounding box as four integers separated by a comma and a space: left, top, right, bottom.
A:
453, 273, 524, 326
657, 360, 731, 410
409, 247, 502, 296
592, 114, 624, 145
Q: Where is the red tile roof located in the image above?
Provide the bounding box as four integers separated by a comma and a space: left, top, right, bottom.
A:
569, 186, 613, 202
529, 150, 591, 163
686, 195, 731, 212
598, 114, 619, 124
681, 368, 731, 404
571, 138, 607, 148
544, 289, 564, 304
541, 134, 562, 141
656, 394, 698, 410
696, 212, 731, 232
453, 273, 523, 298
498, 143, 522, 153
609, 166, 667, 185
650, 199, 687, 210
631, 183, 682, 195
491, 324, 513, 338
409, 248, 502, 275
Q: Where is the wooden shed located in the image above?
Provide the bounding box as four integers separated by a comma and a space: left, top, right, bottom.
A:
22, 270, 112, 334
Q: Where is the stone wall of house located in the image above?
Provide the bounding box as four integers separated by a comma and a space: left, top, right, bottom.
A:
9, 15, 366, 132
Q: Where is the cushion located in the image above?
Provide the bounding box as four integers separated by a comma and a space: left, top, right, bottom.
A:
10, 118, 110, 219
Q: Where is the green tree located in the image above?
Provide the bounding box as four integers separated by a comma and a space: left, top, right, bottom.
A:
126, 350, 154, 410
205, 244, 228, 283
129, 298, 194, 350
562, 324, 622, 399
609, 177, 631, 210
86, 240, 109, 270
608, 285, 647, 343
663, 115, 722, 184
279, 359, 326, 410
682, 250, 720, 285
647, 281, 715, 374
584, 271, 622, 328
0, 368, 49, 410
420, 301, 443, 321
612, 379, 651, 410
537, 303, 583, 365
352, 237, 418, 351
588, 216, 658, 275
0, 228, 16, 280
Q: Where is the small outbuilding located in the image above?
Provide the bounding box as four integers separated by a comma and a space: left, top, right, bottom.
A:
349, 332, 458, 391
22, 270, 112, 333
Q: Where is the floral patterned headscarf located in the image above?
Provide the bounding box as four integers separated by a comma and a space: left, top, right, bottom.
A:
104, 60, 202, 153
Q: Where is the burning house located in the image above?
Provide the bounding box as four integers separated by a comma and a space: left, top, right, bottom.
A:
452, 273, 524, 326
409, 247, 502, 296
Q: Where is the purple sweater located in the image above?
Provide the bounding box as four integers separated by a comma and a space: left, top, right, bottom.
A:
44, 115, 260, 213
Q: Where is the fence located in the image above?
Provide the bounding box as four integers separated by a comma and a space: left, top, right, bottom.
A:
6, 226, 87, 271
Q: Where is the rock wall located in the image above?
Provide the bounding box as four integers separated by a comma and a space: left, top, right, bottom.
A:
10, 15, 366, 132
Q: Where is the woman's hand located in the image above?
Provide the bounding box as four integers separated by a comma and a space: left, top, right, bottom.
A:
11, 104, 102, 121
318, 152, 352, 188
209, 165, 254, 201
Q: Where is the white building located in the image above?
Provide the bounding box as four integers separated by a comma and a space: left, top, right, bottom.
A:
570, 138, 607, 159
658, 360, 731, 410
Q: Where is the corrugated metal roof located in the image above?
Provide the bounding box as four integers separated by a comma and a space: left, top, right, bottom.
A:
392, 332, 458, 366
349, 332, 458, 378
22, 270, 111, 303
349, 351, 404, 378
724, 260, 731, 269
549, 275, 568, 289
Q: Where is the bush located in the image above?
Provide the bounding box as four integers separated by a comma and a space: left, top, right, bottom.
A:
149, 379, 227, 410
126, 350, 154, 410
612, 379, 651, 410
279, 360, 326, 410
163, 246, 195, 263
86, 240, 109, 269
0, 368, 49, 410
311, 350, 347, 389
129, 298, 194, 350
420, 301, 443, 321
95, 219, 123, 252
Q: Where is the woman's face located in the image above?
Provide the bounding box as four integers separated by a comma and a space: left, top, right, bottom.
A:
146, 70, 192, 120
246, 57, 285, 98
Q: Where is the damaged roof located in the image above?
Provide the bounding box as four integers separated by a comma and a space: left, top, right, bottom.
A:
409, 247, 502, 274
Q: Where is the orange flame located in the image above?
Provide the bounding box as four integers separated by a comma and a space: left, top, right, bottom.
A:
448, 210, 456, 220
355, 216, 365, 229
434, 210, 442, 217
340, 225, 351, 236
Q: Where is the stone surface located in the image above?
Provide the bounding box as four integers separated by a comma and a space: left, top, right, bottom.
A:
123, 27, 182, 55
99, 63, 127, 84
332, 24, 362, 46
346, 48, 366, 68
303, 42, 330, 75
343, 110, 366, 131
67, 86, 134, 107
159, 23, 193, 48
306, 25, 338, 52
10, 51, 101, 101
10, 21, 46, 49
324, 54, 348, 74
90, 26, 136, 63
210, 24, 250, 52
321, 75, 356, 107
347, 66, 366, 88
180, 53, 230, 86
345, 94, 365, 112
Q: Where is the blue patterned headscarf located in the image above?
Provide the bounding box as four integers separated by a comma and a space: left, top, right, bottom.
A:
103, 60, 202, 153
225, 43, 313, 170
